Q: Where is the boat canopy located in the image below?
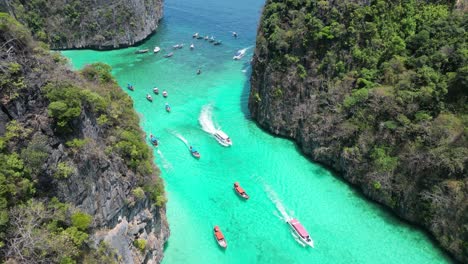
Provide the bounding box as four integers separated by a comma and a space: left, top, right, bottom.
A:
290, 219, 309, 238
215, 130, 229, 139
236, 186, 246, 194
215, 231, 224, 240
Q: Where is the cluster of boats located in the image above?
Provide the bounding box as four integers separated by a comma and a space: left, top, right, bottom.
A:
192, 32, 222, 45
133, 30, 314, 250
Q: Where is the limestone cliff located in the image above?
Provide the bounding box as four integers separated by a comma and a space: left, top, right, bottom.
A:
3, 0, 163, 49
0, 13, 168, 263
250, 0, 467, 261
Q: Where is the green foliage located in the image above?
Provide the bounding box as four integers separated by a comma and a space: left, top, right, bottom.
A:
55, 162, 74, 179
71, 211, 92, 231
343, 88, 369, 108
66, 138, 88, 150
21, 135, 49, 174
371, 147, 398, 172
133, 238, 147, 252
81, 63, 114, 84
132, 187, 145, 201
144, 177, 167, 207
373, 181, 382, 190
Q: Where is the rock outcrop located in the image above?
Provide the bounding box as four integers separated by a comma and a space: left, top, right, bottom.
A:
0, 13, 168, 263
3, 0, 163, 49
250, 0, 467, 262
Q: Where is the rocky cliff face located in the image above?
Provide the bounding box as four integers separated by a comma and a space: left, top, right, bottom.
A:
0, 13, 168, 263
250, 0, 467, 262
3, 0, 163, 49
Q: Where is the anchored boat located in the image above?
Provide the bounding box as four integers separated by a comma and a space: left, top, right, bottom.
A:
146, 94, 153, 102
149, 134, 158, 146
234, 182, 249, 199
213, 226, 227, 248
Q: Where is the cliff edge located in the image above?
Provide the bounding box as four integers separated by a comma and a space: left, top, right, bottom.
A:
2, 0, 163, 50
250, 0, 467, 261
0, 13, 168, 263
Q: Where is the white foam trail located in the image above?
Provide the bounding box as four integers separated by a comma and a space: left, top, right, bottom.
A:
263, 183, 292, 222
198, 104, 217, 134
264, 183, 308, 247
157, 149, 172, 170
174, 132, 189, 148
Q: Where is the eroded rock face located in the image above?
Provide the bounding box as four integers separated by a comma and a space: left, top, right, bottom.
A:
249, 0, 467, 262
0, 22, 169, 262
4, 0, 164, 50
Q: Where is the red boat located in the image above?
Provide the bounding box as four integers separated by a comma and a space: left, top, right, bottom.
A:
233, 182, 249, 199
213, 226, 227, 248
288, 219, 314, 248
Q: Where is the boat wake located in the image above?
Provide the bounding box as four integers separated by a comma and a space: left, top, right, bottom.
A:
198, 104, 218, 135
173, 132, 189, 148
157, 149, 172, 170
263, 184, 292, 222
264, 183, 308, 247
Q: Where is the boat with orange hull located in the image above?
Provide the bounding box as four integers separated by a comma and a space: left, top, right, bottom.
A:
233, 182, 249, 199
213, 226, 227, 248
288, 219, 314, 248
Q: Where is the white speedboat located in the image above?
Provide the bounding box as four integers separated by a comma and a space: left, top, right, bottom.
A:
233, 49, 246, 60
213, 129, 232, 147
190, 43, 195, 49
153, 46, 161, 53
288, 219, 314, 248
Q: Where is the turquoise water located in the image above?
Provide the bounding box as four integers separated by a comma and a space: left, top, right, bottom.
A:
62, 0, 451, 263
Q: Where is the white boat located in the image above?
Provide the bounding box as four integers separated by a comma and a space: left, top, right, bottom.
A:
190, 43, 195, 49
288, 219, 314, 248
146, 94, 153, 102
233, 49, 246, 60
193, 32, 199, 38
153, 46, 161, 53
213, 129, 232, 147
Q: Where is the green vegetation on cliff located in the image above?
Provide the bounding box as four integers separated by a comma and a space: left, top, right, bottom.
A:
0, 13, 165, 262
250, 0, 467, 261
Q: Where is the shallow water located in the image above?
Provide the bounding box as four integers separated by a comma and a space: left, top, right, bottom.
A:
62, 0, 451, 263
